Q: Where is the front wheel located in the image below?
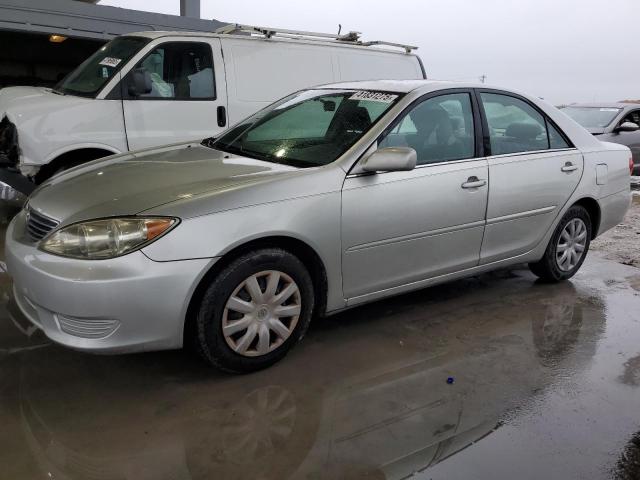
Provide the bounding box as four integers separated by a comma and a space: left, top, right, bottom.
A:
195, 248, 314, 373
529, 205, 592, 282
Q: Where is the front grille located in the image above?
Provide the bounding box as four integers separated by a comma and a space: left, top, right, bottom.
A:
26, 208, 59, 242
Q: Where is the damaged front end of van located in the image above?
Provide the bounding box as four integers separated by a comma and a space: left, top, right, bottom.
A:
0, 115, 19, 168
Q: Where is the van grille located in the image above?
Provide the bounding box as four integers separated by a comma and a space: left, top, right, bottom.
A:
26, 208, 59, 242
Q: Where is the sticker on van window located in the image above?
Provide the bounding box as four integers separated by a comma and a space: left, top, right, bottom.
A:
349, 91, 398, 103
99, 57, 122, 68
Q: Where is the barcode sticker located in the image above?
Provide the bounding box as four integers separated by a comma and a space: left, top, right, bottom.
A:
349, 91, 398, 103
99, 57, 122, 68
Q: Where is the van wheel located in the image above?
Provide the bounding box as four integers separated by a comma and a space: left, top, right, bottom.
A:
34, 149, 112, 184
195, 248, 314, 373
529, 205, 592, 282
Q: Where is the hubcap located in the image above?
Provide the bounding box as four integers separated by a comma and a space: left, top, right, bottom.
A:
556, 218, 587, 272
222, 270, 301, 357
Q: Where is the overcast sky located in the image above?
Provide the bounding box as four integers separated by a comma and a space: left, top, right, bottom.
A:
101, 0, 638, 104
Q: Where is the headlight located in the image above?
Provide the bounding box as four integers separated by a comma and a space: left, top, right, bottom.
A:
40, 217, 178, 259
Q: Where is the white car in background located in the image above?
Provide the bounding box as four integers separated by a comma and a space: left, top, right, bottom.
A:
0, 24, 425, 182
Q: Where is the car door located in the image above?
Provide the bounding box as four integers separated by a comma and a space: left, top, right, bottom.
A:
122, 38, 227, 150
341, 91, 488, 300
477, 90, 583, 264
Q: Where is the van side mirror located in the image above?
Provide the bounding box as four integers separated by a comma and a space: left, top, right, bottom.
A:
128, 68, 152, 97
361, 147, 417, 173
615, 121, 640, 133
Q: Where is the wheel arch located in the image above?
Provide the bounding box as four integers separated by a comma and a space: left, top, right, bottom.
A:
572, 196, 601, 239
183, 235, 329, 348
36, 146, 120, 183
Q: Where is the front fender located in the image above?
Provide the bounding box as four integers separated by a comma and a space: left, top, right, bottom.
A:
6, 94, 128, 167
142, 193, 345, 312
44, 143, 122, 164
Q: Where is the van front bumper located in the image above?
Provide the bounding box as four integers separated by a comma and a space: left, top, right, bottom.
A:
5, 213, 216, 353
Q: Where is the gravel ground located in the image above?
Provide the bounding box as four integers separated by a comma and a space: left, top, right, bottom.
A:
591, 190, 640, 267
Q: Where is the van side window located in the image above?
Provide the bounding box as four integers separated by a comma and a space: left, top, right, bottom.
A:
129, 42, 215, 100
378, 93, 475, 165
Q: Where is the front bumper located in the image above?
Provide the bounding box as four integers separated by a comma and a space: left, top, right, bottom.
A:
5, 211, 216, 353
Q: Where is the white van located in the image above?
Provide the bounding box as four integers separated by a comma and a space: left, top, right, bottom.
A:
0, 24, 425, 182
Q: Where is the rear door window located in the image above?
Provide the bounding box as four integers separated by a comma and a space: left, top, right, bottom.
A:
480, 92, 571, 154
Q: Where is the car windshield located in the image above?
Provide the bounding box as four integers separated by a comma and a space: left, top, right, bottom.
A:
561, 106, 622, 129
211, 89, 402, 168
55, 36, 150, 98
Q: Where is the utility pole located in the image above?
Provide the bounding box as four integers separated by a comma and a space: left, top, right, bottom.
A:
180, 0, 200, 18
479, 74, 487, 84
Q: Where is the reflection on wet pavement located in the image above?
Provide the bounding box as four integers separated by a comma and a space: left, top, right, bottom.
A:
1, 194, 639, 479
615, 432, 640, 480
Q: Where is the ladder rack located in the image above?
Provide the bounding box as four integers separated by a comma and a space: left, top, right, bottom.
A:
215, 23, 418, 53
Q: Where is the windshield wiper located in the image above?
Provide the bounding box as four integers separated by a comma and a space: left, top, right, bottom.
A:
203, 140, 310, 168
210, 141, 249, 158
201, 137, 216, 149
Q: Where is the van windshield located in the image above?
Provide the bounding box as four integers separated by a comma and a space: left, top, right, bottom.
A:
211, 89, 401, 168
55, 36, 150, 98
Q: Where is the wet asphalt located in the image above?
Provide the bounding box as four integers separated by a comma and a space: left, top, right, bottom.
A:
0, 187, 639, 480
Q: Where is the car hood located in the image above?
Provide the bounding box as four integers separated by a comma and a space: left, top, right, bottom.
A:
27, 142, 314, 225
586, 127, 606, 135
0, 86, 76, 122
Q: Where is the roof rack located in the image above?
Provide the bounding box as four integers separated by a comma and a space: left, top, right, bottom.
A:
215, 23, 418, 53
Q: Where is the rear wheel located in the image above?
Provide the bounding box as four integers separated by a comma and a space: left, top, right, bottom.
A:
195, 248, 314, 373
529, 205, 592, 282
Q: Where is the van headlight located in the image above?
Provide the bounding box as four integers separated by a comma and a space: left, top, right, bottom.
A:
40, 217, 178, 259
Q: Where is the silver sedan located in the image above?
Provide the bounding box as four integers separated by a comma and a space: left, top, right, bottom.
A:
560, 103, 640, 174
5, 80, 632, 372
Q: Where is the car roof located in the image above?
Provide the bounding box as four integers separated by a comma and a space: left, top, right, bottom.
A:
563, 102, 640, 110
314, 79, 489, 93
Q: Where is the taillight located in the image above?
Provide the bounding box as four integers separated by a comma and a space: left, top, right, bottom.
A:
630, 156, 635, 176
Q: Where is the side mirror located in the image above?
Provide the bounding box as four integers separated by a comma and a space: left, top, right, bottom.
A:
615, 121, 640, 133
361, 147, 417, 173
128, 68, 152, 97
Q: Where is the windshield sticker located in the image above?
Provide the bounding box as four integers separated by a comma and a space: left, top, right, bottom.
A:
99, 57, 122, 68
349, 91, 398, 103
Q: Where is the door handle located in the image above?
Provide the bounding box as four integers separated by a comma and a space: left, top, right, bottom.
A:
461, 176, 487, 189
217, 106, 227, 128
561, 162, 578, 172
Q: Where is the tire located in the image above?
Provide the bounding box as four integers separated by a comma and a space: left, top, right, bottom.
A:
529, 205, 592, 282
195, 248, 314, 373
34, 150, 111, 184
